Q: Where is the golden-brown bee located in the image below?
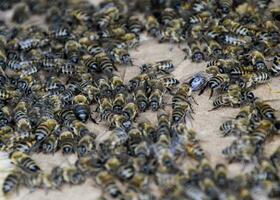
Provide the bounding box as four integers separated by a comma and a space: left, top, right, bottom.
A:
97, 128, 128, 151
185, 142, 205, 160
77, 134, 95, 157
95, 170, 123, 198
41, 133, 58, 154
109, 113, 132, 130
63, 167, 85, 185
9, 151, 41, 174
121, 33, 140, 49
146, 15, 160, 37
110, 74, 126, 94
59, 129, 75, 154
112, 93, 126, 113
138, 120, 156, 142
65, 40, 82, 63
95, 78, 112, 98
107, 44, 132, 65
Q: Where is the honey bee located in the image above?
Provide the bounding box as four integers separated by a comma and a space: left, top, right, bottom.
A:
200, 73, 230, 98
217, 0, 233, 14
253, 160, 278, 182
97, 97, 113, 121
34, 119, 58, 144
65, 40, 82, 63
109, 113, 132, 130
160, 76, 180, 91
95, 170, 123, 199
73, 94, 91, 123
9, 151, 41, 174
249, 50, 267, 70
63, 167, 85, 185
95, 78, 112, 98
128, 73, 156, 92
13, 101, 31, 132
112, 93, 126, 113
134, 85, 149, 112
59, 128, 76, 154
214, 163, 228, 188
97, 128, 128, 151
199, 158, 214, 179
41, 133, 58, 154
185, 142, 205, 160
157, 110, 170, 137
140, 60, 175, 74
122, 102, 138, 121
161, 8, 177, 25
271, 54, 280, 76
77, 134, 95, 157
138, 120, 156, 142
222, 136, 259, 163
127, 15, 144, 34
1, 171, 21, 196
188, 40, 205, 63
108, 44, 133, 65
110, 74, 126, 94
222, 19, 252, 36
146, 15, 160, 37
254, 100, 275, 120
200, 178, 220, 200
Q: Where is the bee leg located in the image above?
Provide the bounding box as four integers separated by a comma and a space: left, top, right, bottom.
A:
209, 89, 214, 99
90, 115, 98, 124
190, 96, 198, 105
198, 83, 208, 96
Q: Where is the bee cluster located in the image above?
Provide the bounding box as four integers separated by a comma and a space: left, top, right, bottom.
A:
0, 0, 280, 199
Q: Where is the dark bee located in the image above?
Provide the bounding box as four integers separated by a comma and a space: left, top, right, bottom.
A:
73, 95, 91, 123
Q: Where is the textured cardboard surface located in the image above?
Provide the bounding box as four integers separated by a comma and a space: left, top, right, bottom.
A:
0, 1, 279, 200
